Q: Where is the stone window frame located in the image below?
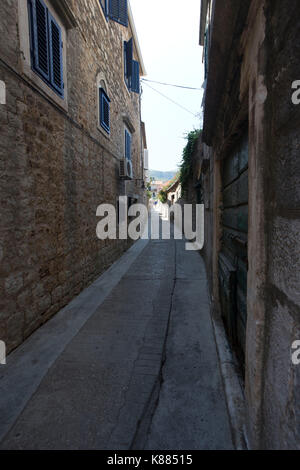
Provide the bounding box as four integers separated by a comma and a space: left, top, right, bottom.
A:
122, 36, 132, 98
96, 0, 109, 29
96, 74, 111, 140
18, 0, 74, 112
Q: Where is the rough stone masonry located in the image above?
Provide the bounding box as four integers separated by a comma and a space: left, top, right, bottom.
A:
0, 0, 146, 353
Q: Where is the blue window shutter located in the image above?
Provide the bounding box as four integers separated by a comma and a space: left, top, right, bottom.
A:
32, 0, 50, 81
131, 60, 140, 94
28, 0, 34, 60
109, 0, 128, 27
109, 0, 118, 21
48, 12, 64, 96
118, 0, 128, 27
124, 41, 127, 81
100, 89, 110, 133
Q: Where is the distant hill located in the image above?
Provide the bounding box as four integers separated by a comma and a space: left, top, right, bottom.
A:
149, 170, 178, 182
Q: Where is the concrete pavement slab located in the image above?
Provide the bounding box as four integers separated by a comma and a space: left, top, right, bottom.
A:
0, 235, 233, 450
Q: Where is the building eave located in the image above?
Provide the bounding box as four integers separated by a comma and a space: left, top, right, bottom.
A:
128, 2, 146, 77
166, 178, 180, 193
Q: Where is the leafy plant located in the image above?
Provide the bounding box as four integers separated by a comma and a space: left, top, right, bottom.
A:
158, 189, 168, 203
179, 129, 201, 192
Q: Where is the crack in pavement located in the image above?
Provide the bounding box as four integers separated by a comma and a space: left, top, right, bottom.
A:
130, 239, 178, 450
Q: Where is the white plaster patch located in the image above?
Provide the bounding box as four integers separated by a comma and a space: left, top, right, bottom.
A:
0, 341, 6, 365
0, 80, 6, 104
256, 75, 268, 104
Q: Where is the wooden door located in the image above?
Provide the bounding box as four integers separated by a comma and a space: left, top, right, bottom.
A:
219, 133, 248, 372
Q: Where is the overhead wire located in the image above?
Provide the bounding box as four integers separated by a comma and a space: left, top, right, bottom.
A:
141, 78, 202, 91
141, 80, 199, 118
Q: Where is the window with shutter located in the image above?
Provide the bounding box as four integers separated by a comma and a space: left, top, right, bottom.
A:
108, 0, 128, 27
49, 13, 63, 96
100, 88, 110, 133
131, 60, 140, 94
125, 129, 131, 160
32, 0, 50, 81
124, 38, 133, 90
29, 0, 64, 98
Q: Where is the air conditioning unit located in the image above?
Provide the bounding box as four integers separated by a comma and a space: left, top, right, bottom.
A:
120, 158, 133, 180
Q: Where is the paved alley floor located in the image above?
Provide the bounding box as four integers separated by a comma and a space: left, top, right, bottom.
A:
0, 230, 233, 449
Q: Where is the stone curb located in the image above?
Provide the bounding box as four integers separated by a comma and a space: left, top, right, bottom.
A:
210, 301, 248, 450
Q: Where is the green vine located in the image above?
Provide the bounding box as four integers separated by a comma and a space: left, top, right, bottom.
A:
179, 129, 201, 192
158, 189, 168, 203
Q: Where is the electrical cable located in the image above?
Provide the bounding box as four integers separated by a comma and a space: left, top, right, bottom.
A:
141, 80, 199, 117
141, 78, 202, 91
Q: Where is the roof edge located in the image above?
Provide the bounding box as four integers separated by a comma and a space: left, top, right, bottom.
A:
128, 2, 147, 76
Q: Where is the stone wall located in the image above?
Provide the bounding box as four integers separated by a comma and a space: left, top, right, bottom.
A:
201, 0, 300, 449
180, 137, 214, 293
259, 0, 300, 449
0, 0, 145, 352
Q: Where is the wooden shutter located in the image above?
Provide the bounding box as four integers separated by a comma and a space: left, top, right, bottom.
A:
48, 12, 64, 96
118, 0, 128, 27
131, 60, 140, 94
219, 133, 248, 371
100, 89, 110, 133
32, 0, 50, 80
109, 0, 128, 27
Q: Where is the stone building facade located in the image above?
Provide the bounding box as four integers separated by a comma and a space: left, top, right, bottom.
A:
199, 0, 300, 449
0, 0, 147, 353
180, 136, 214, 292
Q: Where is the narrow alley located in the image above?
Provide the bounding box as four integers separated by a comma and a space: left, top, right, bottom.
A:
0, 218, 233, 450
1, 0, 299, 455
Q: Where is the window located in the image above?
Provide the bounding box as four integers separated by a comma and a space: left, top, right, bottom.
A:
124, 38, 132, 90
108, 0, 128, 27
125, 129, 131, 160
99, 88, 110, 133
124, 38, 140, 93
131, 60, 140, 94
28, 0, 64, 97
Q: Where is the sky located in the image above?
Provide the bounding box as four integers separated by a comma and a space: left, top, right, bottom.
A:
130, 0, 204, 172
